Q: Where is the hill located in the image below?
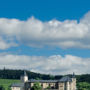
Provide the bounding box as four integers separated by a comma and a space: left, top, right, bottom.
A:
0, 69, 90, 83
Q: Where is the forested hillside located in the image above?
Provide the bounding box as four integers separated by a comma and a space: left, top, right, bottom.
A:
1, 69, 90, 89
0, 69, 58, 80
0, 69, 90, 83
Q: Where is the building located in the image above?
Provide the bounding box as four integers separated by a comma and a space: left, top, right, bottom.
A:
11, 71, 27, 90
11, 71, 76, 90
11, 83, 24, 90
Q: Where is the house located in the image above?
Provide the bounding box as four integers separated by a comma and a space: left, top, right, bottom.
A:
11, 83, 24, 90
11, 71, 27, 90
11, 71, 76, 90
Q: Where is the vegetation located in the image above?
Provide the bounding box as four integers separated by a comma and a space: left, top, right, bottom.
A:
0, 79, 20, 90
1, 69, 90, 89
1, 69, 90, 83
0, 85, 5, 90
76, 74, 90, 83
46, 86, 51, 89
77, 82, 90, 90
31, 82, 42, 90
0, 69, 56, 80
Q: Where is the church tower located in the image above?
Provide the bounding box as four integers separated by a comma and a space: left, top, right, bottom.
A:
20, 71, 28, 83
71, 72, 76, 90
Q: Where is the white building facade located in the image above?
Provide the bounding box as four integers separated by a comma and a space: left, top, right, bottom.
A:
11, 71, 76, 90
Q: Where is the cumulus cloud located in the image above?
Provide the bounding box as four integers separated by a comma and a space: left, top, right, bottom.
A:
0, 37, 18, 49
0, 53, 90, 75
0, 11, 90, 49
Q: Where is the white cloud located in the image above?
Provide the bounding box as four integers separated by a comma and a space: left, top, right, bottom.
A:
0, 37, 18, 49
0, 53, 90, 75
0, 12, 90, 49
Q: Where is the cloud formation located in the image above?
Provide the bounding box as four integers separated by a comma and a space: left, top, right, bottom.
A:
0, 11, 90, 49
0, 53, 90, 75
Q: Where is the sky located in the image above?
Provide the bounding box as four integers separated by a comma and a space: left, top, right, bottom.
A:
0, 0, 90, 75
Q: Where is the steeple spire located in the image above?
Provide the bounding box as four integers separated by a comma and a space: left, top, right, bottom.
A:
20, 70, 28, 82
72, 72, 75, 78
24, 70, 27, 76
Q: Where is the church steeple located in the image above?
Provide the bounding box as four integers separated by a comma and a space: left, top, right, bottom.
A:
71, 72, 76, 90
20, 70, 28, 82
24, 70, 27, 76
72, 72, 75, 78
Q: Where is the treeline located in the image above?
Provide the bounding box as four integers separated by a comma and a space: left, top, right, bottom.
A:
0, 69, 62, 80
0, 69, 90, 83
76, 74, 90, 83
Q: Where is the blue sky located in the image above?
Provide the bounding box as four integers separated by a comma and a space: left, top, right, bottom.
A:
0, 0, 90, 74
0, 0, 89, 20
0, 0, 90, 57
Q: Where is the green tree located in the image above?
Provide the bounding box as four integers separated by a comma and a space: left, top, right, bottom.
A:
46, 86, 51, 89
77, 82, 90, 90
31, 82, 42, 90
0, 85, 5, 90
8, 87, 11, 90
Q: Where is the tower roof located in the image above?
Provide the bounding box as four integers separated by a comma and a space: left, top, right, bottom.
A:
24, 70, 27, 76
59, 76, 72, 82
72, 72, 75, 78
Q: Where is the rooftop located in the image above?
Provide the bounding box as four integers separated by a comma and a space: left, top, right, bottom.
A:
28, 76, 72, 83
59, 76, 72, 82
11, 83, 24, 87
29, 79, 58, 83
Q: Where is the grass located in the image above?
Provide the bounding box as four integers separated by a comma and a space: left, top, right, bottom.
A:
0, 79, 20, 90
